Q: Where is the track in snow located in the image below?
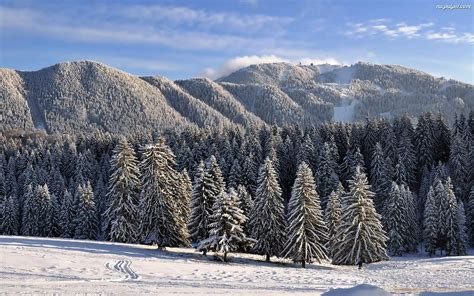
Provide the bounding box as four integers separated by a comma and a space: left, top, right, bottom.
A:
105, 260, 139, 280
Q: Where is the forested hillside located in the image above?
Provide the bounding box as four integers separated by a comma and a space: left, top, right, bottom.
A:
1, 112, 472, 266
1, 61, 472, 134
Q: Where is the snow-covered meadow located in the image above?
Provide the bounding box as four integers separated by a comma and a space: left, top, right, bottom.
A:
1, 236, 473, 295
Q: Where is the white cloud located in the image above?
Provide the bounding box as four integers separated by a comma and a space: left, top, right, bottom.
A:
345, 20, 472, 44
115, 4, 292, 32
199, 55, 288, 79
0, 5, 301, 53
238, 0, 259, 6
199, 55, 342, 80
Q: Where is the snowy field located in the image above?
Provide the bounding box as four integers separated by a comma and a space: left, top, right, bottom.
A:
0, 236, 473, 295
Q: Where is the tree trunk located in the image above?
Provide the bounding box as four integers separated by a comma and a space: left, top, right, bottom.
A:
224, 251, 228, 262
302, 260, 306, 268
266, 254, 270, 262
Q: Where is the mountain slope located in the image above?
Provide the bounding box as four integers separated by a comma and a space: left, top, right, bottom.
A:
175, 78, 265, 127
140, 76, 237, 129
0, 69, 35, 131
219, 62, 473, 122
1, 60, 472, 134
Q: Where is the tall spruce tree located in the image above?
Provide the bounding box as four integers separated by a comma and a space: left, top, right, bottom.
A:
103, 138, 140, 243
1, 195, 20, 235
74, 182, 98, 240
385, 182, 405, 255
236, 184, 253, 236
188, 156, 225, 243
370, 143, 391, 214
423, 186, 438, 256
468, 185, 474, 246
333, 167, 388, 265
324, 183, 344, 259
444, 179, 465, 256
59, 189, 76, 238
139, 141, 189, 247
250, 157, 286, 261
282, 162, 329, 268
316, 142, 339, 210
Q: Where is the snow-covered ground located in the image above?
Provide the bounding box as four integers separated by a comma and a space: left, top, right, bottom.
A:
333, 100, 359, 122
1, 236, 473, 295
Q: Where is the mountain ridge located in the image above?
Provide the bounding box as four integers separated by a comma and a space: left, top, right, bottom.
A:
1, 60, 472, 134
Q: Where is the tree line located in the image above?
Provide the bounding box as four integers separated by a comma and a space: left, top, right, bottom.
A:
0, 112, 473, 267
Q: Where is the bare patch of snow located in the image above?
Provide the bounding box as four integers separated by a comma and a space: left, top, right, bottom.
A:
333, 100, 359, 122
2, 236, 472, 295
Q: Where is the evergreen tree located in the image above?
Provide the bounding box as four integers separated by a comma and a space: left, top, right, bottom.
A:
250, 157, 286, 261
1, 195, 20, 235
455, 201, 468, 256
370, 143, 391, 214
423, 186, 438, 256
282, 162, 329, 268
444, 179, 464, 256
236, 184, 253, 236
397, 130, 416, 189
197, 189, 252, 262
177, 169, 192, 220
385, 182, 406, 256
139, 141, 189, 247
188, 156, 226, 243
415, 114, 434, 170
74, 182, 98, 240
400, 184, 419, 252
449, 134, 468, 200
333, 167, 388, 265
339, 146, 365, 189
59, 189, 76, 238
21, 185, 37, 236
316, 142, 339, 210
468, 185, 474, 246
103, 138, 140, 243
228, 159, 243, 189
325, 183, 343, 259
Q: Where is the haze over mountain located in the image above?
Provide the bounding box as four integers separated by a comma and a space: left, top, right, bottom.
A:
1, 60, 472, 134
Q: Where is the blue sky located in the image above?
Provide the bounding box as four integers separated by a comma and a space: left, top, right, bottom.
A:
0, 0, 472, 82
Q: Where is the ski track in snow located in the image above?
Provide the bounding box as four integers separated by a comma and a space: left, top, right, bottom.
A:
1, 236, 473, 295
105, 260, 139, 281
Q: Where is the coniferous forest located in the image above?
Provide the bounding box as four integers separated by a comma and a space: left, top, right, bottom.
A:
0, 112, 473, 268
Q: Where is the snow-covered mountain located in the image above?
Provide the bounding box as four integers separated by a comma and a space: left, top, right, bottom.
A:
1, 61, 472, 134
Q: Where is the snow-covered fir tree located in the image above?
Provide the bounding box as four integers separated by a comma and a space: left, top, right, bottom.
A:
250, 157, 286, 261
197, 188, 253, 262
316, 142, 339, 210
74, 182, 98, 240
400, 184, 419, 252
324, 183, 344, 259
139, 141, 189, 247
236, 184, 253, 236
59, 189, 76, 238
177, 169, 192, 220
188, 156, 226, 244
444, 179, 465, 256
385, 182, 406, 256
455, 201, 468, 256
1, 195, 20, 235
333, 167, 388, 265
468, 185, 474, 246
370, 143, 391, 214
339, 147, 365, 189
282, 162, 329, 268
103, 138, 140, 243
423, 186, 438, 256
